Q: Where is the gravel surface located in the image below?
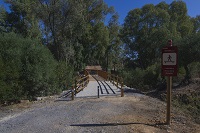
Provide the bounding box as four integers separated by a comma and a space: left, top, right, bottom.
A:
0, 94, 199, 133
0, 76, 199, 133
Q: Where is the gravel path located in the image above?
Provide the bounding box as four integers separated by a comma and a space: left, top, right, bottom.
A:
0, 75, 199, 133
0, 94, 199, 133
0, 96, 135, 133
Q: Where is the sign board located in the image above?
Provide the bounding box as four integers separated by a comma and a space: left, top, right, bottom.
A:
162, 46, 178, 76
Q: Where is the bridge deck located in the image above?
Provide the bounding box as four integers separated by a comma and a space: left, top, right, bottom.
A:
75, 75, 121, 98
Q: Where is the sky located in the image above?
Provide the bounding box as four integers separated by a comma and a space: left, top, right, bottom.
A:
1, 0, 200, 25
104, 0, 200, 24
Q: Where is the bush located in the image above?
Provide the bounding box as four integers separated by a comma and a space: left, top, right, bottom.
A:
0, 33, 61, 102
122, 62, 161, 92
144, 63, 161, 90
188, 62, 200, 78
173, 66, 186, 83
121, 68, 144, 89
21, 39, 59, 99
0, 33, 25, 102
55, 61, 74, 90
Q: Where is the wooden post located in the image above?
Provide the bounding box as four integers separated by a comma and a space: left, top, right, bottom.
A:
166, 76, 172, 125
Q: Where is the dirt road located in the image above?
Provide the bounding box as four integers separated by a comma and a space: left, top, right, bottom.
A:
0, 93, 199, 133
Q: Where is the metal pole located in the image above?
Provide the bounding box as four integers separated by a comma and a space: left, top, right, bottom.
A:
166, 76, 172, 125
98, 86, 100, 98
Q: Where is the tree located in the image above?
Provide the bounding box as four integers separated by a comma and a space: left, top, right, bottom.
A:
178, 32, 200, 84
121, 1, 193, 69
35, 0, 113, 70
4, 0, 41, 39
0, 32, 60, 102
107, 13, 122, 71
0, 6, 8, 33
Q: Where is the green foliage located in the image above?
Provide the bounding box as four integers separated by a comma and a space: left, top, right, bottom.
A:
21, 40, 59, 99
173, 92, 200, 123
107, 13, 122, 71
33, 0, 114, 67
173, 66, 186, 83
121, 63, 161, 91
188, 62, 200, 78
121, 1, 193, 69
0, 33, 61, 102
5, 0, 41, 39
121, 1, 199, 90
0, 33, 25, 101
56, 61, 74, 90
0, 0, 118, 103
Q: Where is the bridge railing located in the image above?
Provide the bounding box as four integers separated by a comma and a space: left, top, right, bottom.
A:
71, 70, 89, 100
97, 70, 124, 97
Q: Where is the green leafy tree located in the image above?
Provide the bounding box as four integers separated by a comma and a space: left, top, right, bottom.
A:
107, 13, 122, 71
0, 33, 59, 102
5, 0, 41, 39
177, 33, 200, 84
121, 1, 193, 69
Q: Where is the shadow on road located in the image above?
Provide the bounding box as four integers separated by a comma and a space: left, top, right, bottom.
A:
70, 122, 166, 127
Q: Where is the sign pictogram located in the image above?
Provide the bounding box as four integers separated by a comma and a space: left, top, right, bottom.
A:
162, 46, 178, 76
163, 53, 176, 65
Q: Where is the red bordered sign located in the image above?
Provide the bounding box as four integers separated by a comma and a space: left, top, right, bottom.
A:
162, 46, 178, 76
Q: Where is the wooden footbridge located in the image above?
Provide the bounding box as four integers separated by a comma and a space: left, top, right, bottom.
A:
60, 66, 124, 100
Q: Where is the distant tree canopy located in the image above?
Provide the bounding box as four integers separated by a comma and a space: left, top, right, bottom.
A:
0, 0, 122, 102
121, 1, 200, 88
121, 1, 194, 69
0, 0, 200, 103
2, 0, 122, 71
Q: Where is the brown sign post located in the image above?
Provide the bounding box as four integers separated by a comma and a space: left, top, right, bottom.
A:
162, 40, 178, 125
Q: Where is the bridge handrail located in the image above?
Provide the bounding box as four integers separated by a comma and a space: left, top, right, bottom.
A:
97, 70, 124, 97
70, 70, 89, 100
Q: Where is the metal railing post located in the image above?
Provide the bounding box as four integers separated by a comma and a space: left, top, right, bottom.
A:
98, 86, 100, 98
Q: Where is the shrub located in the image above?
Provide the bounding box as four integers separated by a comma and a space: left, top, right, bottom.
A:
21, 40, 59, 99
188, 62, 200, 78
0, 33, 61, 102
122, 62, 161, 92
55, 61, 74, 90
